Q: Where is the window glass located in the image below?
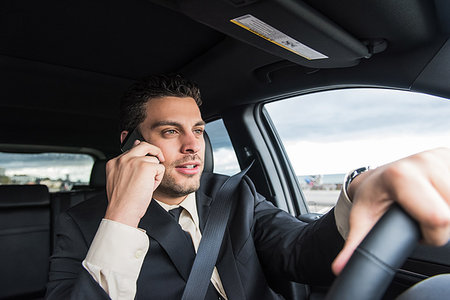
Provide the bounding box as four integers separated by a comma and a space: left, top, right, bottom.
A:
0, 152, 94, 192
265, 88, 450, 213
205, 119, 240, 175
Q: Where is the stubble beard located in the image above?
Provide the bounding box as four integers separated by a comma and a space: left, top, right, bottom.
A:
157, 172, 201, 197
156, 155, 203, 197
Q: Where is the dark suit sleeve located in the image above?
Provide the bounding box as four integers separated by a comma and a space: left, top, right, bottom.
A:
45, 212, 110, 300
246, 177, 345, 286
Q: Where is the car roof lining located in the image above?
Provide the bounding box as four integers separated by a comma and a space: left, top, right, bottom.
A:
176, 0, 370, 67
412, 38, 450, 98
0, 0, 224, 78
0, 0, 448, 156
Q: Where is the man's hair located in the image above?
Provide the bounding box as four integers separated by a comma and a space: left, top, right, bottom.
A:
119, 74, 202, 132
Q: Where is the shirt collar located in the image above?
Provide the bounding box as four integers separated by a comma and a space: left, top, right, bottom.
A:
154, 193, 199, 227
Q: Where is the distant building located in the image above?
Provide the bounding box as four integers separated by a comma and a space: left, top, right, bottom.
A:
12, 174, 37, 185
298, 173, 345, 190
0, 168, 5, 176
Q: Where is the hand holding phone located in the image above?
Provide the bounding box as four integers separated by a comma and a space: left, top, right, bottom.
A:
106, 127, 165, 227
120, 128, 161, 163
120, 127, 145, 153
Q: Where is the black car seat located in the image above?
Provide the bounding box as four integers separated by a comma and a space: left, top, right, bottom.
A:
203, 131, 214, 173
0, 184, 51, 299
50, 159, 106, 248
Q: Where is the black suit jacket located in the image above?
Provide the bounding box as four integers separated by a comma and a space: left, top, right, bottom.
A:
46, 173, 344, 299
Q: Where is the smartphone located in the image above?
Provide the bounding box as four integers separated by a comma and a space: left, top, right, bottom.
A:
120, 127, 145, 153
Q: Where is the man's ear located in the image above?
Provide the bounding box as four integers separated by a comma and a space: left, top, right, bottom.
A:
120, 131, 129, 144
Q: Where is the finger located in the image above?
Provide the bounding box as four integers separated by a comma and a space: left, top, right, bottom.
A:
411, 148, 450, 204
386, 165, 450, 245
127, 141, 165, 162
105, 158, 119, 201
118, 139, 141, 155
332, 239, 356, 276
332, 195, 391, 275
421, 220, 450, 246
427, 153, 450, 205
406, 184, 450, 245
409, 185, 450, 245
153, 164, 165, 191
332, 204, 377, 275
143, 155, 160, 165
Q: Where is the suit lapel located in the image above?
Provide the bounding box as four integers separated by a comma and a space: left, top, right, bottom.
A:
139, 200, 196, 281
217, 229, 247, 299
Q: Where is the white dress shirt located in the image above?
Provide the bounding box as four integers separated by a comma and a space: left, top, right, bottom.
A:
83, 188, 352, 300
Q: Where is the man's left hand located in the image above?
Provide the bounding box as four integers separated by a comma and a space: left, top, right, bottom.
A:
332, 147, 450, 275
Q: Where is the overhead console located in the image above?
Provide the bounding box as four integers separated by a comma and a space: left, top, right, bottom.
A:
166, 0, 376, 68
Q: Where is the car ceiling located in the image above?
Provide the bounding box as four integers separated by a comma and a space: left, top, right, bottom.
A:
1, 0, 449, 157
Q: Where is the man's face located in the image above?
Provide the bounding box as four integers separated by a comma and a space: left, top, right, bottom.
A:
139, 96, 205, 199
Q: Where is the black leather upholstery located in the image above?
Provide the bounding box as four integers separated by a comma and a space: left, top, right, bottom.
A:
0, 185, 50, 299
89, 159, 107, 188
204, 131, 214, 173
397, 274, 450, 300
51, 160, 107, 249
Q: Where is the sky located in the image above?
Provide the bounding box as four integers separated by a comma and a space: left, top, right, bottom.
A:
265, 88, 450, 175
1, 88, 449, 180
206, 119, 241, 175
0, 153, 94, 182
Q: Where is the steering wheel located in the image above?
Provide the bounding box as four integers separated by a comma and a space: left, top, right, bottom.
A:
325, 204, 421, 300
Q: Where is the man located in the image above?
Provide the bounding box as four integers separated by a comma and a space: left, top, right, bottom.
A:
46, 74, 450, 299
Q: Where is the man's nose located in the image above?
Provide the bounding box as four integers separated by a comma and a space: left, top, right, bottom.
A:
180, 132, 202, 154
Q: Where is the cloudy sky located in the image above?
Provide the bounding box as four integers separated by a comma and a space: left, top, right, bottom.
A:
265, 88, 450, 175
0, 153, 94, 182
206, 119, 241, 175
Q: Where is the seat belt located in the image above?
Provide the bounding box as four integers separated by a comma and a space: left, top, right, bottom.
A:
181, 161, 254, 300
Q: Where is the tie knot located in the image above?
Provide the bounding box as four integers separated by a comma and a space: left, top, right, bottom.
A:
168, 206, 184, 222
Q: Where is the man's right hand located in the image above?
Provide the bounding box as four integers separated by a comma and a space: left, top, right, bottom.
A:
105, 140, 165, 228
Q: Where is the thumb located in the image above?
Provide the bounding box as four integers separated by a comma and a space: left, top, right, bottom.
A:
332, 204, 382, 275
331, 230, 365, 275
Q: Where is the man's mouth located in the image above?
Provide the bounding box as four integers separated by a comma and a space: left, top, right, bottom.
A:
175, 162, 202, 175
179, 165, 196, 169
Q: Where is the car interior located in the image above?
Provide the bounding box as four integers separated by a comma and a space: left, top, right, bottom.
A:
1, 0, 449, 299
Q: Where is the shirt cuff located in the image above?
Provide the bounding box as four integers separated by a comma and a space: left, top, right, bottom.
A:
82, 219, 149, 299
334, 189, 352, 240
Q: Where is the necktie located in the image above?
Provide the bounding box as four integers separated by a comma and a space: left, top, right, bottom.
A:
169, 207, 195, 250
169, 206, 184, 222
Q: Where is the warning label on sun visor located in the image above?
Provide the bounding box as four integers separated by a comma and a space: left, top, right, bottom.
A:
231, 14, 328, 60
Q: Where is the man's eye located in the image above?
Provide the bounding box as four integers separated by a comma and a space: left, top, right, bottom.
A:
164, 129, 177, 135
194, 129, 204, 135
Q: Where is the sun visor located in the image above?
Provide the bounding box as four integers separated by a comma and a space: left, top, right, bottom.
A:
412, 38, 450, 99
176, 0, 371, 68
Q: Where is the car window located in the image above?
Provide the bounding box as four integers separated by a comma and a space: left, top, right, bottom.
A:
0, 152, 94, 192
205, 119, 240, 175
265, 88, 450, 213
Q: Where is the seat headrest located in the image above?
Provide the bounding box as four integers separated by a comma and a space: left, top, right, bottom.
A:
0, 185, 49, 207
89, 159, 107, 188
204, 131, 214, 173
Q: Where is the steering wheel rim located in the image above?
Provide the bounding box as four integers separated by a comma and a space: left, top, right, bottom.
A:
325, 204, 421, 300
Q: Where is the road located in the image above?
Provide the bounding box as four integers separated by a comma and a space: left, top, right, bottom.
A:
303, 190, 341, 213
